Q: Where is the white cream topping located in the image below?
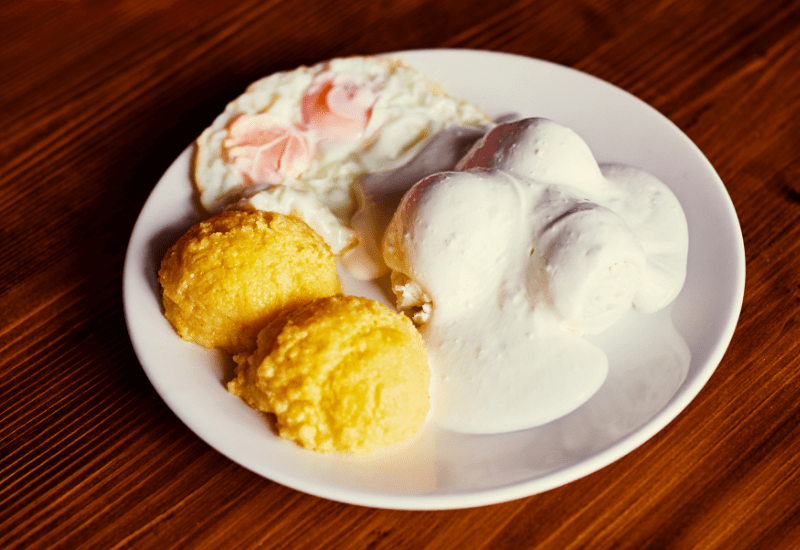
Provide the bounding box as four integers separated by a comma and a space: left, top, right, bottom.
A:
383, 118, 688, 433
341, 127, 484, 280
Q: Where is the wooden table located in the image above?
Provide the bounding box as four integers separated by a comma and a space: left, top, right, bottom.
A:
3, 0, 799, 548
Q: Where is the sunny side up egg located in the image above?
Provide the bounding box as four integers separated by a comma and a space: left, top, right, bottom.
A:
193, 56, 491, 260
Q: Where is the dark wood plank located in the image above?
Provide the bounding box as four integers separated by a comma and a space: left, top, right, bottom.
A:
2, 0, 799, 548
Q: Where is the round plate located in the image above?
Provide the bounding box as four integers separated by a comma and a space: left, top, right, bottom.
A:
123, 49, 745, 509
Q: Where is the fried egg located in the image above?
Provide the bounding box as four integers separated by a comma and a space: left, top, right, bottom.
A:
194, 56, 490, 256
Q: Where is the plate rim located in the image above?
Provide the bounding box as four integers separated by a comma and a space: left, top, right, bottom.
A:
122, 48, 746, 510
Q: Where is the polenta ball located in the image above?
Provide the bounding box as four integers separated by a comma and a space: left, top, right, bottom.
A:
228, 295, 430, 454
158, 209, 341, 354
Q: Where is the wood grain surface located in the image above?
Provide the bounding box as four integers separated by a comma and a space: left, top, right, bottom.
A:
2, 0, 799, 548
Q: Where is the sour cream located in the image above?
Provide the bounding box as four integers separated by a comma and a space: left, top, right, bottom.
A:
383, 118, 688, 433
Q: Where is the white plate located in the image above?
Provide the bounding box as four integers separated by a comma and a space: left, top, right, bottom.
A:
123, 49, 745, 509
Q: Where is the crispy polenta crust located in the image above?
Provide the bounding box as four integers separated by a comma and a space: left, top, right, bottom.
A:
228, 295, 430, 454
159, 210, 341, 354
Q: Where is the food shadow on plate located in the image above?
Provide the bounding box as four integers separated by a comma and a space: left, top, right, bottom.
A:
144, 210, 203, 301
493, 112, 521, 124
429, 307, 690, 491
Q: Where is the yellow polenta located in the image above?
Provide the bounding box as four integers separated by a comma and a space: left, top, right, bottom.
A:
159, 209, 341, 354
228, 295, 430, 453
